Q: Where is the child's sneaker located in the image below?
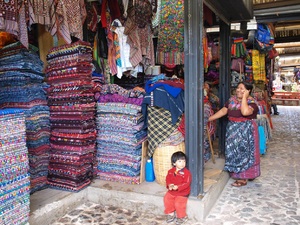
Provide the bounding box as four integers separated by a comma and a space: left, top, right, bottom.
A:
175, 216, 188, 225
166, 212, 176, 223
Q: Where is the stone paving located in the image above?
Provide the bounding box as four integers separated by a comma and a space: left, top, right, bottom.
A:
52, 106, 300, 225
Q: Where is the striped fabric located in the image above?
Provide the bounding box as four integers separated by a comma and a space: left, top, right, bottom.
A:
46, 41, 96, 192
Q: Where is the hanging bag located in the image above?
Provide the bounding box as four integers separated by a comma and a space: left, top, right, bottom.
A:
231, 58, 245, 74
255, 23, 271, 44
268, 48, 279, 59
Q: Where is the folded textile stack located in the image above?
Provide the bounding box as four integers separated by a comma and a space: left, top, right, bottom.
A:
95, 84, 147, 184
0, 109, 30, 225
0, 42, 50, 193
45, 41, 96, 192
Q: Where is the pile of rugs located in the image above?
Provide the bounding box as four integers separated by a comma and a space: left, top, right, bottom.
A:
94, 84, 147, 184
45, 40, 96, 192
0, 42, 50, 193
0, 109, 30, 224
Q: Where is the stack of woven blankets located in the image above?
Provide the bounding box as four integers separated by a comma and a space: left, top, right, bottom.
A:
95, 84, 147, 184
0, 42, 50, 193
46, 41, 96, 192
0, 109, 30, 225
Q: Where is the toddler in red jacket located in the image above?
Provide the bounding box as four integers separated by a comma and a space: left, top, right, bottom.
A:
164, 151, 192, 224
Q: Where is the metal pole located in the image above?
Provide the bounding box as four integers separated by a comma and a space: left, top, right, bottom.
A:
184, 0, 204, 196
218, 20, 231, 156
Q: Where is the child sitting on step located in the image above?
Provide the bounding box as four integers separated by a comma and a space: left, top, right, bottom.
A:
164, 151, 192, 225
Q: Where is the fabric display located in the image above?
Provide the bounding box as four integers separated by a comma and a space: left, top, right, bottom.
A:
156, 0, 184, 65
230, 56, 245, 87
0, 0, 86, 48
231, 58, 245, 74
94, 84, 147, 184
0, 41, 51, 194
142, 76, 185, 157
252, 50, 266, 82
244, 53, 253, 83
205, 58, 220, 83
254, 23, 274, 53
0, 109, 30, 225
94, 0, 155, 80
231, 37, 247, 58
252, 89, 272, 155
256, 114, 272, 143
231, 71, 245, 88
203, 35, 209, 72
256, 115, 272, 155
46, 40, 96, 192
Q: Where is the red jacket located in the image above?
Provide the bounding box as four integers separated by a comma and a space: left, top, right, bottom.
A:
166, 167, 192, 197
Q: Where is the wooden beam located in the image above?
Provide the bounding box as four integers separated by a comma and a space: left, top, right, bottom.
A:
253, 0, 300, 10
275, 42, 300, 48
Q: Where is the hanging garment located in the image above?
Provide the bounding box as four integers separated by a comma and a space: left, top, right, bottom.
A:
258, 125, 267, 155
156, 0, 184, 65
111, 19, 133, 78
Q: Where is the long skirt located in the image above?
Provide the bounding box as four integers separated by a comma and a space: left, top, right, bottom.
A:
224, 120, 260, 179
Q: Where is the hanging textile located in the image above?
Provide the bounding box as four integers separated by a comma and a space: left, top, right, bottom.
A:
252, 50, 266, 82
156, 0, 184, 65
51, 0, 87, 44
231, 37, 247, 58
0, 0, 19, 37
203, 35, 209, 72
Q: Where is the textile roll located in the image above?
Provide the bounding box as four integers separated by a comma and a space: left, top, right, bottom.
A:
145, 66, 152, 75
153, 141, 185, 186
152, 66, 161, 75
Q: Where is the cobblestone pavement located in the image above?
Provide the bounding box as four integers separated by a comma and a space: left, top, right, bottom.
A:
52, 106, 300, 225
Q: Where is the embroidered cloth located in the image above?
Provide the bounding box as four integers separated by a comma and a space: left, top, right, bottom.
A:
156, 0, 184, 64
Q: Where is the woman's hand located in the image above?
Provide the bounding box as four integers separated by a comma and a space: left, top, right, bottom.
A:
243, 89, 250, 99
241, 90, 254, 116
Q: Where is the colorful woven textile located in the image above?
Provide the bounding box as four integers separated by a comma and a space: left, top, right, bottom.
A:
95, 84, 146, 184
156, 0, 184, 65
0, 109, 30, 225
230, 121, 261, 179
252, 50, 266, 82
46, 41, 96, 192
0, 43, 51, 193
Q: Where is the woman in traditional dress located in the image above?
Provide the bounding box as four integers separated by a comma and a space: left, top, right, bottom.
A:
208, 81, 260, 187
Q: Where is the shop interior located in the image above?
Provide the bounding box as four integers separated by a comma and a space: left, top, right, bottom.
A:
1, 0, 300, 224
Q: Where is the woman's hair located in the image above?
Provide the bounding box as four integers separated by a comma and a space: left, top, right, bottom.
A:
171, 151, 187, 165
238, 81, 254, 94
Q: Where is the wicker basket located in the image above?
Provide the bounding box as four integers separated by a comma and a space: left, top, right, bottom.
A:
153, 142, 185, 186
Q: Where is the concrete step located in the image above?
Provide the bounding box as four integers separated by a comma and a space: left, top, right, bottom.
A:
29, 157, 228, 224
